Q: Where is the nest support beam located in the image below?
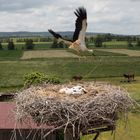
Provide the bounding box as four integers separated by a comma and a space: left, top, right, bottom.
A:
82, 125, 115, 140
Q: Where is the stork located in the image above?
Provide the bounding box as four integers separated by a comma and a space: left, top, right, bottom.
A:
48, 7, 94, 55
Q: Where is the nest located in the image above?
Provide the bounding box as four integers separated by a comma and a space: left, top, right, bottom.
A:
15, 82, 133, 137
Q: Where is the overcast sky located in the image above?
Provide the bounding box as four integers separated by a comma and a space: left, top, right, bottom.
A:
0, 0, 140, 35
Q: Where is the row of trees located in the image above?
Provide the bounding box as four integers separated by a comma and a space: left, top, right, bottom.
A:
93, 35, 140, 48
0, 34, 139, 43
40, 37, 140, 49
127, 40, 140, 48
0, 39, 34, 50
0, 37, 53, 43
0, 36, 140, 50
51, 39, 68, 48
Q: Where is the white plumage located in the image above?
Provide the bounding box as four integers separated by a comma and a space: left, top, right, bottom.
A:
59, 86, 87, 95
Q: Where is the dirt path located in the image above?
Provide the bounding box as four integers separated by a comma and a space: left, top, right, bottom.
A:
21, 50, 79, 59
95, 49, 140, 56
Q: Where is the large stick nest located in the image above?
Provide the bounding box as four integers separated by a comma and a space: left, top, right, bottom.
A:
15, 82, 133, 135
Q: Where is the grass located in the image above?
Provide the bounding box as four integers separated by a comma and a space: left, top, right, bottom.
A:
103, 41, 129, 45
0, 56, 140, 90
95, 49, 140, 56
81, 80, 140, 140
89, 41, 137, 49
93, 50, 127, 56
81, 113, 140, 140
103, 41, 136, 49
0, 50, 23, 60
21, 50, 78, 59
1, 42, 52, 50
0, 47, 140, 139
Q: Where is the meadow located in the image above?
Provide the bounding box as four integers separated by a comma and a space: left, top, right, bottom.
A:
1, 42, 52, 50
0, 41, 140, 140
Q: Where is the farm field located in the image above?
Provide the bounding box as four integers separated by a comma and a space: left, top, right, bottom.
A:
0, 48, 140, 140
1, 42, 52, 50
82, 80, 140, 140
0, 55, 140, 89
95, 49, 140, 56
21, 50, 79, 59
89, 41, 134, 49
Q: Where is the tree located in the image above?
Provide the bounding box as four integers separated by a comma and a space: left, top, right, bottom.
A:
89, 36, 94, 42
94, 36, 103, 47
25, 39, 35, 50
51, 39, 58, 48
7, 41, 15, 50
127, 40, 133, 48
0, 42, 3, 50
136, 39, 140, 47
58, 42, 64, 48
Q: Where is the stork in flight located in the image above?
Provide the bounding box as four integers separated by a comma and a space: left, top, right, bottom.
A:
48, 7, 94, 55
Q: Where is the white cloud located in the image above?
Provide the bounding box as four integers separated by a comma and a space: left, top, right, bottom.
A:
0, 0, 140, 35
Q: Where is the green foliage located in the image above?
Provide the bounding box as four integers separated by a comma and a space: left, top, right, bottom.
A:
58, 42, 64, 48
94, 36, 103, 47
127, 40, 133, 48
7, 41, 15, 50
24, 72, 61, 87
136, 39, 140, 47
25, 39, 35, 50
0, 42, 3, 50
51, 39, 58, 48
0, 50, 23, 60
51, 39, 66, 48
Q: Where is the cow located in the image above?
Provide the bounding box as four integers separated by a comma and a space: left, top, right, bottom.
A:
72, 76, 83, 81
123, 73, 135, 82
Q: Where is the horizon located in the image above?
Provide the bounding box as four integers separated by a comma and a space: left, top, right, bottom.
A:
0, 30, 139, 36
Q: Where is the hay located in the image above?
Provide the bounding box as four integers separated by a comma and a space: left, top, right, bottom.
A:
15, 82, 133, 137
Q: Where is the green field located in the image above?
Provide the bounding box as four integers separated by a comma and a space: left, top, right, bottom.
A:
1, 42, 52, 50
0, 55, 140, 89
89, 41, 137, 49
95, 49, 140, 56
0, 46, 140, 140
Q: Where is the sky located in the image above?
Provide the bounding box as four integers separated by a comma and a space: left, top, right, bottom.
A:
0, 0, 140, 35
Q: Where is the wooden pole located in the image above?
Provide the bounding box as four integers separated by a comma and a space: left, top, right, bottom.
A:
64, 127, 80, 140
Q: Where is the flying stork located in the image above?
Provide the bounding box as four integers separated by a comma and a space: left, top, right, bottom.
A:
48, 7, 94, 55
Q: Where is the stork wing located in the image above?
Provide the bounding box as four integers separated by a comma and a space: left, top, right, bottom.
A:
73, 7, 87, 42
48, 29, 72, 45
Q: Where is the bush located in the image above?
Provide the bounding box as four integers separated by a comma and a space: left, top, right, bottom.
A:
25, 39, 35, 50
0, 42, 3, 50
24, 72, 61, 87
136, 39, 140, 47
7, 41, 15, 50
94, 36, 103, 47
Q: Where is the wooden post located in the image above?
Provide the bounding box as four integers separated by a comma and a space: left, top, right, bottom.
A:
64, 127, 80, 140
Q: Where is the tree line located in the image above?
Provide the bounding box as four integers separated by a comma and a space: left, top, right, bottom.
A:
0, 39, 35, 50
0, 34, 140, 50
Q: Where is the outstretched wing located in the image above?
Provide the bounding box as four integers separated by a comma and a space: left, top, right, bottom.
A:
48, 29, 72, 45
73, 7, 87, 42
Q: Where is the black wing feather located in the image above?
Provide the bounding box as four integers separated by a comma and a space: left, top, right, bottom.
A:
73, 7, 87, 41
48, 29, 73, 43
48, 29, 62, 39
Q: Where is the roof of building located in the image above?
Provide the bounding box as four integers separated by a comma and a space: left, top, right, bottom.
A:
0, 102, 53, 129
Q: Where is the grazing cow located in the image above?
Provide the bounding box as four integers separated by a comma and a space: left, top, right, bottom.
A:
123, 73, 135, 82
72, 76, 83, 81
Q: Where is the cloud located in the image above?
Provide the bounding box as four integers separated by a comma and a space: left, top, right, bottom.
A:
0, 0, 47, 12
0, 0, 140, 35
